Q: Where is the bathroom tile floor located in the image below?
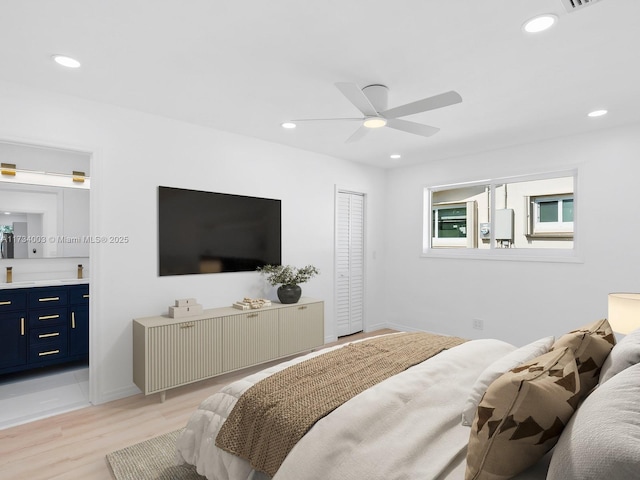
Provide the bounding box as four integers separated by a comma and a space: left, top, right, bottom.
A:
0, 364, 90, 429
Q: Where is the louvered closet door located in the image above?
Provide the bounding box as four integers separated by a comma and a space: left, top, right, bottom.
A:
335, 190, 365, 337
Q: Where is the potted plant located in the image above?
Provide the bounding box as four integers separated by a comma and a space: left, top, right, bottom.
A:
257, 264, 319, 304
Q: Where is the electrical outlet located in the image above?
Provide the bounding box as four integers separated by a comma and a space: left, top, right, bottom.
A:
472, 319, 484, 330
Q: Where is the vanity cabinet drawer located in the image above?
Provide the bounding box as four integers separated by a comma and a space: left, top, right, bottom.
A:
28, 307, 67, 327
29, 342, 68, 363
0, 290, 27, 312
30, 325, 68, 346
28, 288, 68, 309
69, 285, 90, 305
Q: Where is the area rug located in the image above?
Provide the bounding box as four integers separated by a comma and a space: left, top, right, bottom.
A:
106, 428, 204, 480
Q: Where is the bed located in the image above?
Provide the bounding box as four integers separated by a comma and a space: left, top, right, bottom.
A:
176, 320, 640, 480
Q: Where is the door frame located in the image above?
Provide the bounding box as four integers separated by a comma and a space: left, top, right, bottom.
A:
333, 186, 367, 339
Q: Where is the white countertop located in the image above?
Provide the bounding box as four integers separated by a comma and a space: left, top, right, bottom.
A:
0, 278, 89, 289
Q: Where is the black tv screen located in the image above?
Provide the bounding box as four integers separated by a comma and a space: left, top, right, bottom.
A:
158, 186, 281, 276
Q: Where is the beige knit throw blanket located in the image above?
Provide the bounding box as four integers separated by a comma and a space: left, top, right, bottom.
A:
215, 331, 466, 477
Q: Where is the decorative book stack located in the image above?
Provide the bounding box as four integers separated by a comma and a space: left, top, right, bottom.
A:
168, 298, 204, 318
233, 297, 272, 310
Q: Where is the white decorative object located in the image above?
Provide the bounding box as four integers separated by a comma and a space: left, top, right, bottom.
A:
169, 302, 203, 318
233, 297, 272, 310
175, 298, 198, 307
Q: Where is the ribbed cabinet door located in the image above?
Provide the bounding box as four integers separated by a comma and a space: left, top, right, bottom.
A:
222, 310, 279, 371
146, 317, 222, 393
278, 302, 324, 356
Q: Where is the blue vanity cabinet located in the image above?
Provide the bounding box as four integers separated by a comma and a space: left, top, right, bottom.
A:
68, 284, 89, 358
0, 290, 27, 371
0, 283, 89, 375
28, 287, 69, 365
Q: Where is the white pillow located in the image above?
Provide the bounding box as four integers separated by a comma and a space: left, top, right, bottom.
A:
547, 362, 640, 479
599, 327, 640, 384
461, 336, 555, 426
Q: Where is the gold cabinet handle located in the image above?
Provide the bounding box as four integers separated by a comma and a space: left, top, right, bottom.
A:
82, 294, 90, 298
247, 313, 258, 318
39, 350, 60, 357
39, 314, 60, 321
71, 311, 76, 329
179, 323, 195, 329
20, 317, 25, 336
38, 296, 60, 302
298, 305, 308, 310
0, 300, 12, 305
39, 332, 60, 339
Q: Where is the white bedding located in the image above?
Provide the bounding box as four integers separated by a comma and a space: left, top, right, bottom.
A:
176, 335, 521, 480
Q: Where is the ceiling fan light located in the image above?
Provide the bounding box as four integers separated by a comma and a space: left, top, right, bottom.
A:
523, 14, 557, 33
52, 54, 81, 68
363, 117, 387, 129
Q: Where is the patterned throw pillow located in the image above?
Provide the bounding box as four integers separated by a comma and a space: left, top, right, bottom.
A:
551, 318, 615, 397
465, 347, 580, 480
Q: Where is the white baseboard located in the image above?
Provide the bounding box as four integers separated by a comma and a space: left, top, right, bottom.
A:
94, 384, 141, 405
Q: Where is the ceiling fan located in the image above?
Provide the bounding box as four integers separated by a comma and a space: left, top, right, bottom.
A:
288, 83, 462, 142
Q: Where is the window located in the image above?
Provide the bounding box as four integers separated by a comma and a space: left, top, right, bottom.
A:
432, 202, 476, 248
529, 194, 573, 236
423, 170, 577, 260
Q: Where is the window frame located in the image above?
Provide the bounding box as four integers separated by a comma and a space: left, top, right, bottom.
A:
431, 201, 477, 248
422, 169, 580, 263
527, 193, 574, 238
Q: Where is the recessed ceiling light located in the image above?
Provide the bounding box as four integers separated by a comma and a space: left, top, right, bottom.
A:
587, 109, 608, 117
281, 122, 296, 129
390, 154, 401, 159
523, 14, 557, 33
52, 54, 81, 68
363, 117, 387, 129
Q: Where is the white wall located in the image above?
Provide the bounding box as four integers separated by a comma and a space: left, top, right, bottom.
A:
0, 80, 387, 403
384, 122, 640, 346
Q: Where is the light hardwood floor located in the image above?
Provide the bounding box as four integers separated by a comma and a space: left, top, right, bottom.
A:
0, 329, 395, 480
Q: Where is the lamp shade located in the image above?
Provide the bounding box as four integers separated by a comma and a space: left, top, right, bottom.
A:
608, 293, 640, 334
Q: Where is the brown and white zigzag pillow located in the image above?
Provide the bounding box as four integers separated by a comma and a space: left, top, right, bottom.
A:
466, 347, 580, 480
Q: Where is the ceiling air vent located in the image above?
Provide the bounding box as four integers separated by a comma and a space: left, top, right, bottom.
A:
560, 0, 601, 13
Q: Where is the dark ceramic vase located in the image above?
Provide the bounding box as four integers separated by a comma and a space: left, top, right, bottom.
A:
277, 284, 302, 304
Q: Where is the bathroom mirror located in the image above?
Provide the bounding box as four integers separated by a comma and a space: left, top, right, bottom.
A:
0, 141, 90, 259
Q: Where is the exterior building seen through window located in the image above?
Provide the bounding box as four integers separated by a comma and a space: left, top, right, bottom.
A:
424, 171, 576, 255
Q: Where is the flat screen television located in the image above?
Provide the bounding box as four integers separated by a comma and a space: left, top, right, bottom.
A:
158, 186, 281, 276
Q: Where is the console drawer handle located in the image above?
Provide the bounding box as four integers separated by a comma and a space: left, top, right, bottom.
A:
298, 306, 308, 310
39, 332, 60, 339
180, 323, 195, 329
39, 350, 60, 357
39, 297, 60, 302
247, 313, 258, 318
39, 314, 60, 321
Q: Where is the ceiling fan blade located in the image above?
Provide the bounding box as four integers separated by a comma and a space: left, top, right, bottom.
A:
289, 117, 362, 122
382, 90, 462, 119
345, 125, 370, 143
386, 118, 440, 137
335, 83, 378, 117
